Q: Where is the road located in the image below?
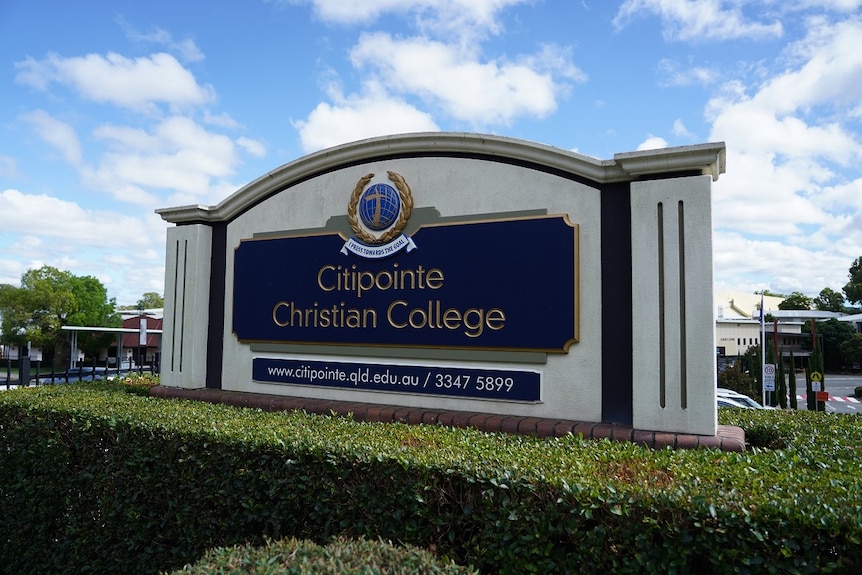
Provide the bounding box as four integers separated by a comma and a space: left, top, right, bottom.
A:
817, 374, 862, 415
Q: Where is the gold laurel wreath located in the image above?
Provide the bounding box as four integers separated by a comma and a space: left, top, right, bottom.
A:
347, 171, 414, 245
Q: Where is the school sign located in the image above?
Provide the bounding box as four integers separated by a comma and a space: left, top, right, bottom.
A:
157, 133, 725, 436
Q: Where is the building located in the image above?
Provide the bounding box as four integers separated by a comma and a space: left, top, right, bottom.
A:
838, 312, 862, 333
117, 312, 163, 367
714, 291, 846, 367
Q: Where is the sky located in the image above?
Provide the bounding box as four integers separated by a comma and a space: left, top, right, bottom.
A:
1, 0, 861, 308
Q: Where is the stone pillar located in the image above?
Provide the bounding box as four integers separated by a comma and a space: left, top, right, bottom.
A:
160, 224, 212, 388
631, 175, 716, 435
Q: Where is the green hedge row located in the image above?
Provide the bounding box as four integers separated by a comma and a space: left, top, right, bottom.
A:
1, 383, 861, 575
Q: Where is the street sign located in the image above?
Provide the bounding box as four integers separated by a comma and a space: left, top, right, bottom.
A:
763, 363, 776, 392
816, 391, 829, 402
811, 371, 823, 392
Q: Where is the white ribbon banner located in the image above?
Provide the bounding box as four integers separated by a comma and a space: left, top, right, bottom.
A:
340, 234, 417, 259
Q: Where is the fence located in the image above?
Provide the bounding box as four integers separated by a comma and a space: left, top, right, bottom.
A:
3, 356, 158, 389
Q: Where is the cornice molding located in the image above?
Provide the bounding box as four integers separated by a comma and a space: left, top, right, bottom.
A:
157, 132, 726, 224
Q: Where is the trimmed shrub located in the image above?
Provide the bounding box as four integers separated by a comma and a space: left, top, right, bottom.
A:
119, 372, 161, 396
1, 383, 861, 575
169, 536, 477, 574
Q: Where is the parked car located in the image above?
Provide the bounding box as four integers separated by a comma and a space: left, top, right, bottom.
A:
717, 388, 773, 409
718, 396, 753, 409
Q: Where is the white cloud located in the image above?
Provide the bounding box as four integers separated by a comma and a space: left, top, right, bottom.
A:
290, 0, 530, 37
790, 0, 862, 11
636, 135, 668, 150
0, 190, 170, 301
294, 90, 439, 152
759, 17, 862, 118
350, 33, 582, 127
0, 155, 19, 177
712, 232, 852, 295
707, 17, 862, 296
0, 188, 156, 249
657, 58, 719, 86
672, 119, 695, 139
614, 0, 783, 41
20, 110, 83, 165
237, 136, 267, 158
125, 23, 205, 63
84, 116, 240, 205
204, 111, 242, 129
15, 52, 215, 112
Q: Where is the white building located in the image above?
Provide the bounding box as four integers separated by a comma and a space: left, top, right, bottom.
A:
714, 291, 846, 363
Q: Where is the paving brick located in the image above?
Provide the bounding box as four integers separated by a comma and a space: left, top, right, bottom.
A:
392, 408, 412, 423
467, 413, 491, 429
481, 414, 508, 433
535, 419, 559, 438
421, 411, 440, 424
406, 409, 427, 425
572, 422, 595, 439
653, 432, 677, 449
674, 434, 699, 450
517, 417, 544, 435
632, 429, 655, 448
450, 411, 474, 429
499, 417, 522, 435
372, 406, 396, 422
697, 436, 722, 450
591, 423, 620, 441
552, 421, 576, 437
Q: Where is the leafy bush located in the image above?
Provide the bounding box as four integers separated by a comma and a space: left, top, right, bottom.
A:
1, 383, 861, 575
717, 360, 758, 398
169, 536, 477, 574
119, 372, 161, 395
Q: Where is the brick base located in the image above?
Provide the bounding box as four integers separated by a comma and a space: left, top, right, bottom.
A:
149, 386, 746, 452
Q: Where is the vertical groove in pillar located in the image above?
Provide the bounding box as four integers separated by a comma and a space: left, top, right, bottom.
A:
179, 239, 188, 373
170, 239, 180, 372
678, 201, 687, 409
657, 202, 666, 408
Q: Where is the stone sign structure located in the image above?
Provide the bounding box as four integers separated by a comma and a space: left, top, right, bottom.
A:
157, 133, 726, 438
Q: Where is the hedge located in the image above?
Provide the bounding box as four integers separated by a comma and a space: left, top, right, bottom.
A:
1, 383, 861, 574
168, 536, 478, 574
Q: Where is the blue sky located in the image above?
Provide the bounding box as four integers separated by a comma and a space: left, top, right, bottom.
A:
1, 0, 861, 307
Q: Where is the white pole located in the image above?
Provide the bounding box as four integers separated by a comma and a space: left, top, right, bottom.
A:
760, 293, 766, 406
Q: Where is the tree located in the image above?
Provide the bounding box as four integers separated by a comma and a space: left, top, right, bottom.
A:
813, 287, 845, 312
840, 333, 862, 368
776, 348, 787, 409
717, 359, 757, 399
116, 292, 164, 311
804, 319, 857, 371
844, 256, 862, 305
0, 266, 120, 365
0, 267, 76, 349
136, 292, 164, 310
778, 291, 813, 310
807, 336, 825, 411
788, 349, 798, 409
68, 275, 122, 357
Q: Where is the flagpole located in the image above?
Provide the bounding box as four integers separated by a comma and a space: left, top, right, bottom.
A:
760, 292, 766, 406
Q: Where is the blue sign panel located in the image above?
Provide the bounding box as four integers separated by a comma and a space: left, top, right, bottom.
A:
253, 357, 541, 402
233, 215, 577, 352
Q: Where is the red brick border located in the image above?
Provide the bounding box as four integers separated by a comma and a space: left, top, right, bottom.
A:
149, 386, 746, 452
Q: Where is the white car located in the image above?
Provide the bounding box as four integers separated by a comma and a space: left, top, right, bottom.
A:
717, 388, 773, 409
718, 396, 753, 409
